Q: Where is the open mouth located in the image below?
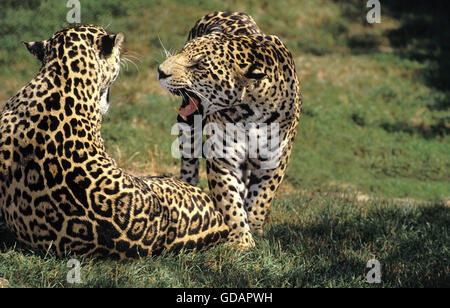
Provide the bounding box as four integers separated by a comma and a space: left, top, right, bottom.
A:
173, 89, 202, 120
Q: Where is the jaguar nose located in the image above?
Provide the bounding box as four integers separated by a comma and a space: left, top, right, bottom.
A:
158, 67, 172, 80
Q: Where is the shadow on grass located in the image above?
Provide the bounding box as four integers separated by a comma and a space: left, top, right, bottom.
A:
383, 1, 450, 93
329, 0, 450, 142
267, 201, 449, 287
336, 0, 450, 94
380, 119, 449, 139
1, 201, 448, 287
382, 1, 450, 139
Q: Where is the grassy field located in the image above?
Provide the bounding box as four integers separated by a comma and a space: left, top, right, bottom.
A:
0, 0, 449, 288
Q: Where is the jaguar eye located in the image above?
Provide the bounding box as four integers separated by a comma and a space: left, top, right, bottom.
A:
189, 62, 204, 70
188, 55, 206, 70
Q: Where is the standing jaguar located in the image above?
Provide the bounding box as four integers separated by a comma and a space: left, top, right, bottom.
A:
158, 12, 302, 248
0, 25, 229, 259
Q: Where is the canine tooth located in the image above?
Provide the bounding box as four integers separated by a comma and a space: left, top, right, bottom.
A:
175, 107, 187, 121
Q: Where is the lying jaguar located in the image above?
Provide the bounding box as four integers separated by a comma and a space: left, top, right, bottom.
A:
158, 12, 302, 247
0, 25, 228, 259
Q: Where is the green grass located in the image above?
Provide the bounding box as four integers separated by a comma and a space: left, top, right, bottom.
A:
0, 0, 449, 288
1, 194, 448, 287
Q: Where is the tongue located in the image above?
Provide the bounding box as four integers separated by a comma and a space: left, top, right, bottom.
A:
175, 96, 199, 119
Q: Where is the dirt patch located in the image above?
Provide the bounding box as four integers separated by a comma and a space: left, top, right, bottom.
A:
0, 278, 9, 288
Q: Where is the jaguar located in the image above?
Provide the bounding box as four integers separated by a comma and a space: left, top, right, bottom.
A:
0, 25, 229, 259
158, 12, 302, 247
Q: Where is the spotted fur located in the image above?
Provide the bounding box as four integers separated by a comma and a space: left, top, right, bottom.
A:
0, 25, 228, 258
158, 12, 301, 247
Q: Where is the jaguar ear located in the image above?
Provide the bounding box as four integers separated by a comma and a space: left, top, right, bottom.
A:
22, 40, 48, 62
99, 32, 125, 57
115, 32, 125, 46
244, 63, 267, 80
